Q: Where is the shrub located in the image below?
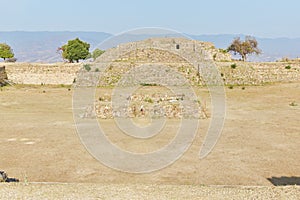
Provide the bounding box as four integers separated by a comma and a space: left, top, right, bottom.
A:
289, 101, 297, 106
140, 83, 158, 86
84, 64, 91, 71
213, 54, 217, 61
231, 63, 237, 69
219, 48, 228, 53
92, 48, 105, 61
144, 97, 153, 103
285, 65, 291, 69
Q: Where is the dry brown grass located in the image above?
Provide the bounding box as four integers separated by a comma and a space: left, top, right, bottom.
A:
0, 83, 299, 187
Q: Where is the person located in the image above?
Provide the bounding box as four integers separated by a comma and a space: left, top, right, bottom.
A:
140, 105, 145, 115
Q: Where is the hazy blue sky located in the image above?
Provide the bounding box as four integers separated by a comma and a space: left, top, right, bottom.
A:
2, 0, 300, 38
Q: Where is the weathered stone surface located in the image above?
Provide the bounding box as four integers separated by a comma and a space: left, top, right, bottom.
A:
0, 66, 8, 86
93, 93, 205, 119
4, 63, 81, 85
95, 38, 231, 64
217, 61, 300, 85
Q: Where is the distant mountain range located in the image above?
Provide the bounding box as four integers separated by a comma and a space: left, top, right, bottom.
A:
0, 31, 111, 63
0, 31, 299, 62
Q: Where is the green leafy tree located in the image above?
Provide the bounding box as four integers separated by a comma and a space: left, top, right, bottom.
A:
0, 43, 14, 61
85, 52, 92, 60
92, 48, 105, 61
59, 38, 90, 63
227, 36, 261, 61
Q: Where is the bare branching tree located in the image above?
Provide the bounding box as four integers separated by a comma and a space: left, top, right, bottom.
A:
227, 36, 261, 61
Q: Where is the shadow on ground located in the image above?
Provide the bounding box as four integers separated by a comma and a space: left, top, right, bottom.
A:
5, 178, 19, 183
0, 171, 19, 183
267, 176, 300, 186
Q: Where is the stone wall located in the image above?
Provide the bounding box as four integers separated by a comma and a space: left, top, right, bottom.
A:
0, 66, 8, 86
4, 63, 81, 85
217, 61, 300, 85
94, 48, 300, 87
97, 48, 201, 86
3, 61, 300, 87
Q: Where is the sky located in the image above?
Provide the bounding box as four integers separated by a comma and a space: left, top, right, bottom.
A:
1, 0, 300, 38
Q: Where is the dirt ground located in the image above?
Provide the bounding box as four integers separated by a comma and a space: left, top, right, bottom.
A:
0, 83, 299, 186
0, 183, 299, 200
